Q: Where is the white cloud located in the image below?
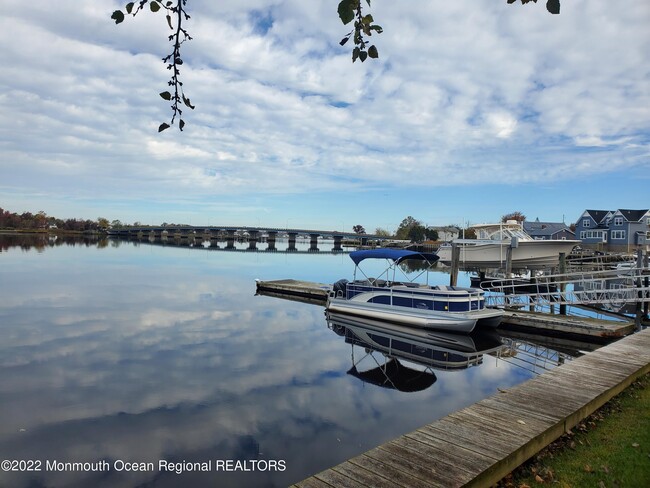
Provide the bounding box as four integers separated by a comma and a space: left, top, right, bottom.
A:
0, 0, 648, 224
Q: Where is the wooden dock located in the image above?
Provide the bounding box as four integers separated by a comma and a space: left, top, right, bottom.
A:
293, 328, 650, 488
501, 309, 635, 339
256, 279, 634, 338
255, 279, 330, 302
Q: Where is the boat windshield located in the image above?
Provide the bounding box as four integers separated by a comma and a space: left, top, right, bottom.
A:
475, 226, 531, 241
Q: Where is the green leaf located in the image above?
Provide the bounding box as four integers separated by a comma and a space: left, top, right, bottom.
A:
150, 1, 160, 13
339, 34, 351, 46
111, 10, 125, 24
158, 123, 170, 132
546, 0, 560, 14
352, 46, 360, 62
338, 0, 355, 25
125, 2, 134, 14
359, 50, 368, 62
166, 14, 173, 30
362, 14, 374, 24
368, 45, 378, 58
159, 91, 172, 101
370, 25, 383, 34
179, 119, 185, 131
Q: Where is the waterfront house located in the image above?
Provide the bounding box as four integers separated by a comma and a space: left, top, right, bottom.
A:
430, 226, 461, 242
523, 219, 575, 240
575, 209, 650, 251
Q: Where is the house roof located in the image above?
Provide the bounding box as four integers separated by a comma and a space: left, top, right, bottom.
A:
583, 210, 611, 225
615, 209, 650, 222
523, 221, 573, 237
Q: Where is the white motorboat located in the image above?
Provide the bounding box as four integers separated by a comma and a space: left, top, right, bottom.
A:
326, 249, 504, 333
436, 221, 579, 270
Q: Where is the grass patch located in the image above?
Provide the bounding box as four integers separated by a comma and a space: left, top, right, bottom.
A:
498, 373, 650, 487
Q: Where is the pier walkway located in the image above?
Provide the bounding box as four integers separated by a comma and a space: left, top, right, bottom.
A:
293, 328, 650, 488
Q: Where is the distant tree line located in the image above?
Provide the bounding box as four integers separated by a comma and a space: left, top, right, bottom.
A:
0, 207, 110, 232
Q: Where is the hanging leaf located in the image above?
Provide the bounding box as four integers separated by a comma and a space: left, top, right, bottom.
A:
179, 119, 185, 131
182, 95, 195, 109
125, 3, 134, 14
166, 14, 173, 30
546, 0, 560, 14
111, 10, 125, 24
158, 123, 170, 132
340, 34, 351, 46
159, 91, 172, 100
338, 0, 355, 25
368, 45, 378, 58
150, 1, 161, 13
359, 50, 368, 62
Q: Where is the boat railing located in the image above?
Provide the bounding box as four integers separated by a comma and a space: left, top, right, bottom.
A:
482, 265, 650, 309
343, 282, 485, 311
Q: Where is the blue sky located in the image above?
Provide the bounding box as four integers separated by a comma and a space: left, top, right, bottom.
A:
0, 0, 648, 233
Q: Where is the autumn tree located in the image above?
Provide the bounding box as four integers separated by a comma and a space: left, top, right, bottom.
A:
501, 211, 527, 223
111, 0, 560, 131
352, 224, 366, 234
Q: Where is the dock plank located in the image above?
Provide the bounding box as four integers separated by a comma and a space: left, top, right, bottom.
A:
359, 449, 440, 488
295, 328, 650, 488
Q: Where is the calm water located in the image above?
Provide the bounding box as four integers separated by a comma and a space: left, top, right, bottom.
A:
0, 234, 566, 487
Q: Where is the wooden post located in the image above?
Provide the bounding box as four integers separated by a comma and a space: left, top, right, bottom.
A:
636, 248, 644, 329
643, 251, 650, 321
450, 243, 460, 287
559, 252, 567, 315
505, 246, 513, 277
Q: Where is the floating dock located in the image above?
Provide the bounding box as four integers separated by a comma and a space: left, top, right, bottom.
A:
255, 279, 330, 302
255, 279, 635, 339
292, 327, 650, 488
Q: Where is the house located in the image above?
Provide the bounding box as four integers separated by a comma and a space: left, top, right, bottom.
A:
574, 209, 650, 251
430, 226, 461, 242
523, 219, 575, 240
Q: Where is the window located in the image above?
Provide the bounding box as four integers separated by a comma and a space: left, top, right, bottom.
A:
611, 230, 626, 240
582, 219, 590, 228
613, 217, 624, 226
581, 230, 607, 241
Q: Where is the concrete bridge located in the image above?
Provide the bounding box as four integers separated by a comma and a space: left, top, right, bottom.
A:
107, 225, 384, 252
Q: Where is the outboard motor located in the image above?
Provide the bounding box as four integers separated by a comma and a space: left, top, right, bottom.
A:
332, 279, 348, 297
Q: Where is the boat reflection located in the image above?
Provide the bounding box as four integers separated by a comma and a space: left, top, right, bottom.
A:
326, 312, 506, 392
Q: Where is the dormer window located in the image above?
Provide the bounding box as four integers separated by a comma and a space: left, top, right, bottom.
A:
614, 217, 623, 226
583, 219, 590, 228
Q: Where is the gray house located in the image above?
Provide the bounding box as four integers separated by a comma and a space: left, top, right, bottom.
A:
575, 209, 650, 250
523, 219, 575, 240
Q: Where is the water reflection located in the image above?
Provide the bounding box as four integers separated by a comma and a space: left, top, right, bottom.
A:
327, 312, 506, 392
0, 232, 107, 252
0, 235, 566, 487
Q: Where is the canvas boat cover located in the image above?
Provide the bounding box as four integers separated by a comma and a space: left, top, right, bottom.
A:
349, 248, 440, 266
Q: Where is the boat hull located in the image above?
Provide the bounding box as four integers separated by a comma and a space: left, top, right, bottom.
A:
327, 296, 503, 333
437, 240, 579, 269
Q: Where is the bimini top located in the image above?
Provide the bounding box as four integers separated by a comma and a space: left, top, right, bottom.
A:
349, 249, 440, 266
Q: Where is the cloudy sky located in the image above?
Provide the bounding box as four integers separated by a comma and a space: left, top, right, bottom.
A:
1, 0, 648, 232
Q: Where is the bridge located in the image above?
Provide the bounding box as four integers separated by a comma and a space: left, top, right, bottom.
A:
107, 225, 387, 252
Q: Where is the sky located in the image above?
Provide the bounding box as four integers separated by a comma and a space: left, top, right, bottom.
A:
0, 0, 648, 233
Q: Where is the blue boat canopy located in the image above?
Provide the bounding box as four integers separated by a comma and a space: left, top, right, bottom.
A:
349, 249, 440, 266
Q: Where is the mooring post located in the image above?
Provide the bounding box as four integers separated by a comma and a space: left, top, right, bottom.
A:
636, 248, 644, 328
643, 251, 650, 321
559, 252, 567, 315
450, 243, 459, 287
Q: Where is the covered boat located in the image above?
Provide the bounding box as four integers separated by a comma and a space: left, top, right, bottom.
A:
326, 248, 503, 333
